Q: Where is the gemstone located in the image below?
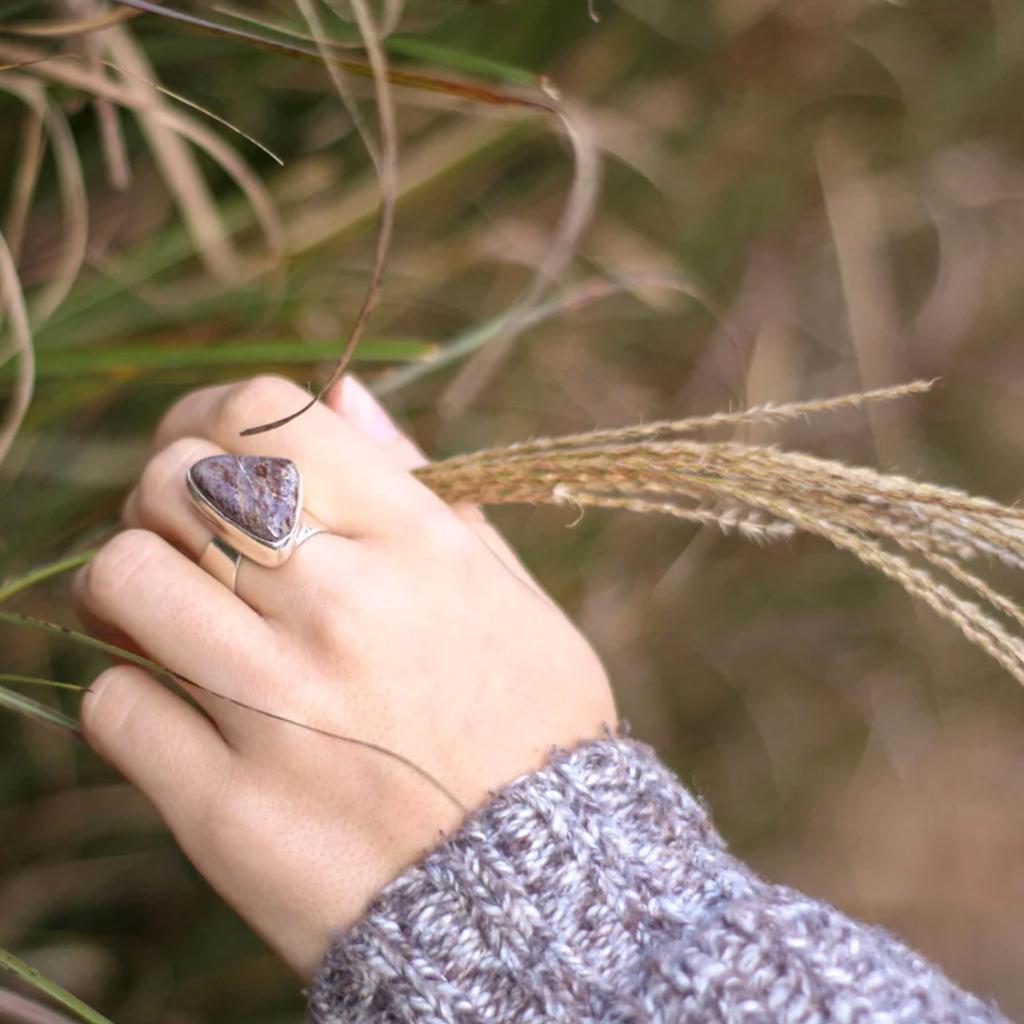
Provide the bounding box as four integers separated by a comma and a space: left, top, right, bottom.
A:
190, 455, 300, 544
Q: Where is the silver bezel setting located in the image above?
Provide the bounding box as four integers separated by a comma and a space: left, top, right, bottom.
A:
186, 460, 304, 568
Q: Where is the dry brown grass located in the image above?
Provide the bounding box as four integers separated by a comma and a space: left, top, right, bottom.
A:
417, 380, 1024, 688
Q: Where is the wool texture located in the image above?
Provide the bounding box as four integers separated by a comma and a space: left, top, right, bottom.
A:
308, 737, 1007, 1023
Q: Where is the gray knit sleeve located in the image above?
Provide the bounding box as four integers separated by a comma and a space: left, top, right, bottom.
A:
308, 737, 1007, 1024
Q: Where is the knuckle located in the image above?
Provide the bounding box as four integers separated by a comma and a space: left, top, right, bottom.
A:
217, 375, 299, 435
86, 529, 161, 607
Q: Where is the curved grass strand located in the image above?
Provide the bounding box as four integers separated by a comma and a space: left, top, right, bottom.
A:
0, 77, 88, 330
0, 229, 35, 470
0, 42, 284, 284
241, 0, 399, 436
0, 610, 465, 812
3, 103, 44, 264
34, 95, 88, 325
4, 7, 137, 37
54, 53, 284, 165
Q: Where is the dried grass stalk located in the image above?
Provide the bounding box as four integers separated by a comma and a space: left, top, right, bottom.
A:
416, 380, 1024, 686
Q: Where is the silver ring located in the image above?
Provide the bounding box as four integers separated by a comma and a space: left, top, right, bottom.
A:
187, 454, 327, 592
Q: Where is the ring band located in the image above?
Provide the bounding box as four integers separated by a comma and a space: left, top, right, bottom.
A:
187, 454, 327, 592
200, 536, 242, 591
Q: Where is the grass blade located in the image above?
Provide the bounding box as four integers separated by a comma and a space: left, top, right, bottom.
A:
0, 550, 96, 604
0, 684, 80, 733
108, 0, 551, 110
0, 614, 465, 810
0, 946, 113, 1024
212, 5, 539, 85
16, 338, 434, 379
0, 673, 86, 691
0, 611, 167, 677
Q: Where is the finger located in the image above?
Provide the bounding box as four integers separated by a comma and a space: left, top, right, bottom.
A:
327, 375, 542, 591
153, 375, 439, 541
82, 665, 231, 842
72, 573, 143, 657
326, 374, 427, 470
122, 436, 226, 557
122, 436, 367, 625
74, 529, 281, 724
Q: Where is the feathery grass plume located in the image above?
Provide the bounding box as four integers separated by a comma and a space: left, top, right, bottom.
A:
416, 380, 1024, 688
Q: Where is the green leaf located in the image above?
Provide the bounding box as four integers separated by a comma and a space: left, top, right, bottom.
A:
0, 945, 114, 1023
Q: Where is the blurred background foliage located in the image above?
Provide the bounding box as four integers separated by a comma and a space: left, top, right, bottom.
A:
2, 0, 1024, 1020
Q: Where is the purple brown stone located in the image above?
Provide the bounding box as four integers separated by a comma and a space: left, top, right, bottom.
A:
190, 455, 300, 544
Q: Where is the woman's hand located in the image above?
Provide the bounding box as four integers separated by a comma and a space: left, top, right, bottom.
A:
73, 375, 616, 978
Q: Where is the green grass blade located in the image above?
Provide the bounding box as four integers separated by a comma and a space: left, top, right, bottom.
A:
0, 684, 80, 733
8, 338, 435, 380
0, 611, 168, 679
375, 282, 622, 396
385, 37, 538, 85
211, 6, 539, 84
0, 549, 96, 604
0, 673, 86, 691
0, 946, 113, 1023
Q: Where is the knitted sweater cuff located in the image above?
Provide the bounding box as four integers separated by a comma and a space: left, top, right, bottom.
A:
307, 736, 756, 1023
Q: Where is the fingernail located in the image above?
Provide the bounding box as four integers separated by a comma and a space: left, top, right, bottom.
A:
342, 375, 400, 444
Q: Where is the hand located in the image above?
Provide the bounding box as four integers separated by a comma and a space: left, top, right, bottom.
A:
73, 375, 616, 977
